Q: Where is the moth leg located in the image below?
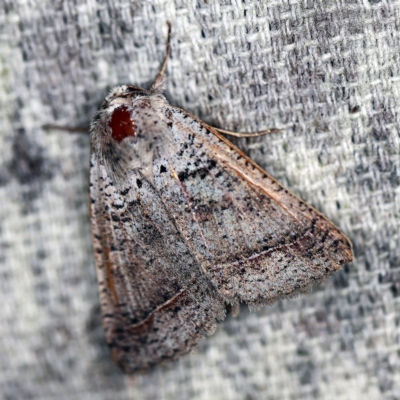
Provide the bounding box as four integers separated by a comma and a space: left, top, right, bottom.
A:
225, 301, 240, 317
150, 21, 172, 93
210, 126, 282, 138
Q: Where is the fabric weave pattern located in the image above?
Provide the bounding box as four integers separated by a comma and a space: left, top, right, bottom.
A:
0, 1, 399, 399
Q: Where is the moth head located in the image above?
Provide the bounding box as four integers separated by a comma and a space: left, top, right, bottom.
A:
100, 85, 149, 142
90, 84, 169, 184
92, 84, 165, 143
107, 104, 137, 142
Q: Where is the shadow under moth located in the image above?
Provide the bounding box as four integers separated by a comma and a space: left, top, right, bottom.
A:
89, 23, 353, 373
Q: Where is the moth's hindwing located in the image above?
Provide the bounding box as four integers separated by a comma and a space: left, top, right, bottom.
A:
90, 92, 353, 373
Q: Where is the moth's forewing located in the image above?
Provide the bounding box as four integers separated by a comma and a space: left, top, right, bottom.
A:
147, 105, 353, 308
89, 98, 225, 373
90, 89, 353, 373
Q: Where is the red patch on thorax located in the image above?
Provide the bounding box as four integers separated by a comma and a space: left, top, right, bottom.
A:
109, 106, 137, 142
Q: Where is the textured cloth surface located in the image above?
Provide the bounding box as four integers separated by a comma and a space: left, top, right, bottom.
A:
1, 1, 400, 399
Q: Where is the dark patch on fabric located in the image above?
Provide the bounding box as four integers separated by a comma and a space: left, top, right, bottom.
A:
7, 131, 53, 212
333, 269, 349, 289
9, 130, 52, 185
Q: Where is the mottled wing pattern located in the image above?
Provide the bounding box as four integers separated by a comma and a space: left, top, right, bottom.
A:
90, 92, 352, 374
151, 105, 353, 308
90, 153, 225, 373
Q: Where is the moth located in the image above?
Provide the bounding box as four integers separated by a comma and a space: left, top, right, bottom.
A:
89, 23, 353, 374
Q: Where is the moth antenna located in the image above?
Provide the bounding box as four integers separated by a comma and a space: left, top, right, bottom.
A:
209, 126, 283, 138
150, 21, 172, 94
42, 124, 89, 133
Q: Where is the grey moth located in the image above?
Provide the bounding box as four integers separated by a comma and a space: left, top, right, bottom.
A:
89, 23, 353, 373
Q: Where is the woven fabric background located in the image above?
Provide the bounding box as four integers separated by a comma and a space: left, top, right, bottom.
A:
1, 0, 400, 399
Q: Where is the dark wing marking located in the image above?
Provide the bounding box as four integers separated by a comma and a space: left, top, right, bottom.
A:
90, 154, 225, 373
151, 106, 353, 308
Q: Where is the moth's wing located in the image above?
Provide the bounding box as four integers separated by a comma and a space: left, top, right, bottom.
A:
90, 153, 225, 373
153, 106, 353, 308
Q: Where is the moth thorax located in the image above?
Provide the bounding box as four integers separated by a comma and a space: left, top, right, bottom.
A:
109, 105, 137, 142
